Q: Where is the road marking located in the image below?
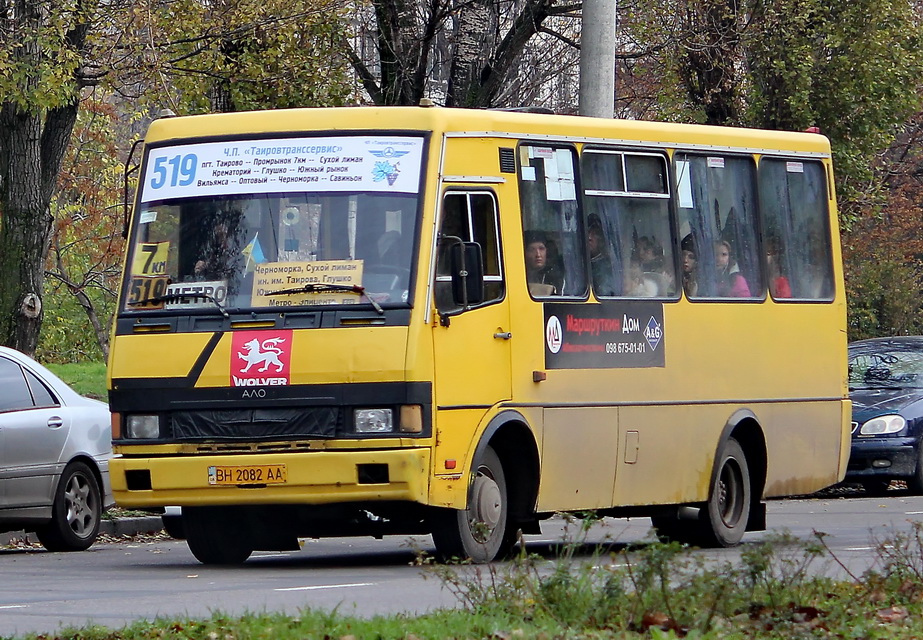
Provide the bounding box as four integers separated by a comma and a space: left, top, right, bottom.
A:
845, 546, 875, 551
0, 605, 27, 610
275, 582, 374, 592
906, 511, 923, 515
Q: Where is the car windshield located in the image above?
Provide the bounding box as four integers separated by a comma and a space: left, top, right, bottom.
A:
122, 134, 424, 314
848, 343, 923, 390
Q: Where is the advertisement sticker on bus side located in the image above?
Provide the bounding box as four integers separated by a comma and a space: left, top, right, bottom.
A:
544, 302, 665, 369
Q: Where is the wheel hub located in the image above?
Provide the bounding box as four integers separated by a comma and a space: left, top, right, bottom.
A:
470, 473, 502, 533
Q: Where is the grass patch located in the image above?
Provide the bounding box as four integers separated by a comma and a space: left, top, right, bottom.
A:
13, 519, 923, 639
45, 361, 107, 400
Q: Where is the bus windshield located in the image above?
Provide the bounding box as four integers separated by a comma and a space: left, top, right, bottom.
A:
123, 133, 425, 314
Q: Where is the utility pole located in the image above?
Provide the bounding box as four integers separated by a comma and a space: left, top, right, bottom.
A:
578, 0, 617, 118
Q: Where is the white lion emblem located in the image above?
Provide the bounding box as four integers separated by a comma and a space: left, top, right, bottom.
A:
237, 337, 285, 373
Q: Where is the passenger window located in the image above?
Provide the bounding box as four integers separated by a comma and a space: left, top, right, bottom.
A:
519, 145, 587, 298
759, 159, 834, 300
435, 192, 504, 314
674, 154, 763, 300
582, 150, 676, 297
0, 357, 34, 412
25, 369, 58, 408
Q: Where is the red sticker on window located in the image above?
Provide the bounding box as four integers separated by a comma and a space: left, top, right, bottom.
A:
230, 330, 293, 387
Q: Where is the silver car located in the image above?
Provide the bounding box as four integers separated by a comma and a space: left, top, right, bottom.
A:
0, 346, 113, 551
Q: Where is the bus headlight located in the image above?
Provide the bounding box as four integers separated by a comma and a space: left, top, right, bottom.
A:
355, 408, 393, 433
126, 415, 161, 439
859, 415, 906, 436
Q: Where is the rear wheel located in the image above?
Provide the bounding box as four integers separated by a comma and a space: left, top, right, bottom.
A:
696, 438, 751, 548
431, 446, 516, 562
36, 461, 102, 552
184, 507, 253, 565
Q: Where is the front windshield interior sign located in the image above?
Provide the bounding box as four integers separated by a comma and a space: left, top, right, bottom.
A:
125, 135, 424, 313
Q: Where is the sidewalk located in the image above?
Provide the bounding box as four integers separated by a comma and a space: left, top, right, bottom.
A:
0, 516, 165, 547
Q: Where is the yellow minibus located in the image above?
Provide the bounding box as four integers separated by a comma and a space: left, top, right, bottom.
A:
109, 106, 850, 564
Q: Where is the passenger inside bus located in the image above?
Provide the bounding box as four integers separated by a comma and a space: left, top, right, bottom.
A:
633, 235, 672, 296
765, 236, 793, 298
624, 258, 658, 297
587, 217, 617, 296
636, 235, 663, 273
714, 239, 751, 297
681, 233, 698, 297
524, 230, 563, 296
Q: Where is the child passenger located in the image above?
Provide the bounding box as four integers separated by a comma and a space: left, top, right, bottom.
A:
715, 240, 750, 297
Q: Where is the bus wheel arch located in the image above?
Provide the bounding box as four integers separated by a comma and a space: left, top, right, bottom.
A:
699, 413, 768, 546
726, 413, 768, 531
431, 411, 539, 562
652, 412, 767, 547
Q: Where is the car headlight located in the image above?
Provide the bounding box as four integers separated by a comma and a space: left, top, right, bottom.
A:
354, 408, 393, 433
859, 414, 906, 436
125, 415, 161, 439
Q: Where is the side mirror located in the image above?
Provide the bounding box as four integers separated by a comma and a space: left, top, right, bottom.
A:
450, 242, 484, 306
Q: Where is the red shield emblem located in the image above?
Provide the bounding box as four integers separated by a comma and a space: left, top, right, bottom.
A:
230, 330, 292, 387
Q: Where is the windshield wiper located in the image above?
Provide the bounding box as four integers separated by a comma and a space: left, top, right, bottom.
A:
264, 283, 384, 315
127, 292, 230, 318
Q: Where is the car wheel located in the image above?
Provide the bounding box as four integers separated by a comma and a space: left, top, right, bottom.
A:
35, 461, 102, 552
431, 445, 516, 562
184, 506, 253, 564
695, 438, 751, 548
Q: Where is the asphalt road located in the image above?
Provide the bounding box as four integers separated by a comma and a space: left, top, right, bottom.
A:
2, 490, 922, 638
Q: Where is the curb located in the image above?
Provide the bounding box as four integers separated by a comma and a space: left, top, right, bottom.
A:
0, 516, 165, 547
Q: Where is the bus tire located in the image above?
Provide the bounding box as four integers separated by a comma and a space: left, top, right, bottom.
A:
184, 507, 253, 565
35, 461, 102, 552
431, 445, 515, 563
697, 438, 750, 547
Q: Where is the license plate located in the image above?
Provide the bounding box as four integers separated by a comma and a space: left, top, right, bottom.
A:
208, 464, 287, 485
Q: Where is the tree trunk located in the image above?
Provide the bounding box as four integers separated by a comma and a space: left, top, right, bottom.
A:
446, 0, 493, 107
0, 105, 48, 354
0, 0, 86, 355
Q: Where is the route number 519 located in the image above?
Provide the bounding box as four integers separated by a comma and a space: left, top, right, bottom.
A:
150, 153, 198, 189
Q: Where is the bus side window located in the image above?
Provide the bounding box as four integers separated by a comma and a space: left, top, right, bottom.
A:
519, 145, 587, 298
435, 192, 504, 314
673, 153, 763, 300
758, 159, 834, 300
581, 150, 676, 298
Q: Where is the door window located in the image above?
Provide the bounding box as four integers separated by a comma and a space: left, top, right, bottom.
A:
435, 191, 504, 314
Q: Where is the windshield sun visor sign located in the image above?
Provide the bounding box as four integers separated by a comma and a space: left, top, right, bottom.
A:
231, 330, 293, 387
544, 302, 665, 369
140, 135, 425, 203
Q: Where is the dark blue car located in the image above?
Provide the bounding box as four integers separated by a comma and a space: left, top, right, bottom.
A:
847, 337, 923, 494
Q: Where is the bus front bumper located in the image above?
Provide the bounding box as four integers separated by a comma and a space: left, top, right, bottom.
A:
110, 448, 431, 508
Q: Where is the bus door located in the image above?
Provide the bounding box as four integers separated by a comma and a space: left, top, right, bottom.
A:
431, 190, 511, 410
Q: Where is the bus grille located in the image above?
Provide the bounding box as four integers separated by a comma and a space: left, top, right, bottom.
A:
171, 407, 339, 441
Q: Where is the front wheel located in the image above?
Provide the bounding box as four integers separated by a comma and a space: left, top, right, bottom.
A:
431, 446, 516, 562
36, 461, 102, 552
696, 438, 751, 547
184, 507, 253, 565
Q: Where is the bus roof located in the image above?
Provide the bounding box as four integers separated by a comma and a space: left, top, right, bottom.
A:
144, 106, 832, 157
